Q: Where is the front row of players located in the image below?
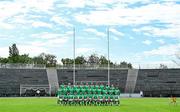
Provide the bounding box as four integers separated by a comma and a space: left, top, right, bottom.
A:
57, 95, 120, 106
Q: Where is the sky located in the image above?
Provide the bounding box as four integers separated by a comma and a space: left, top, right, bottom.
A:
0, 0, 180, 68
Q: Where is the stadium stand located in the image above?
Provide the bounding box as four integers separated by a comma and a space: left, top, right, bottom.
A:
1, 67, 180, 97
0, 68, 49, 96
57, 83, 120, 106
134, 69, 180, 97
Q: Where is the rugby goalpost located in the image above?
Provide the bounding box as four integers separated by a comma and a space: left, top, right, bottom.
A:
72, 27, 110, 86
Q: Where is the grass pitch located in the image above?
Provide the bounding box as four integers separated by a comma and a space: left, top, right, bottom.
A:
0, 98, 179, 112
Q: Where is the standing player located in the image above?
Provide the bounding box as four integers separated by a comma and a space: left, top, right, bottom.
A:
170, 96, 177, 105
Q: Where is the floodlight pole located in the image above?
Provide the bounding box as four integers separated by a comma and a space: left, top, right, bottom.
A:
107, 27, 110, 86
73, 27, 76, 85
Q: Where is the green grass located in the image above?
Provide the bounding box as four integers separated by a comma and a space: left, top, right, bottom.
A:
0, 98, 179, 112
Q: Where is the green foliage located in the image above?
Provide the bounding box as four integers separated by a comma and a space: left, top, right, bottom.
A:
33, 53, 46, 65
1, 44, 133, 68
75, 56, 86, 65
99, 56, 108, 65
33, 53, 57, 67
87, 54, 100, 65
0, 44, 57, 67
61, 58, 74, 65
18, 54, 33, 63
9, 44, 19, 57
0, 57, 8, 63
61, 54, 133, 68
119, 61, 133, 69
44, 54, 57, 67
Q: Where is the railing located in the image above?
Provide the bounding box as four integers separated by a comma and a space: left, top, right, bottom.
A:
56, 64, 130, 69
135, 63, 180, 69
0, 63, 180, 69
57, 64, 180, 69
0, 63, 46, 69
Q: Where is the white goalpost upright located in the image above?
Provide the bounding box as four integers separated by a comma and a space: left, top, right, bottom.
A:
73, 27, 76, 85
107, 27, 110, 86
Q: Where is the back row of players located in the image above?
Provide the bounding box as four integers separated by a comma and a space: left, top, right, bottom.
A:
58, 84, 120, 95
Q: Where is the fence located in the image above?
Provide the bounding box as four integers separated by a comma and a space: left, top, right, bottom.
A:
0, 63, 46, 69
0, 63, 179, 69
57, 64, 180, 69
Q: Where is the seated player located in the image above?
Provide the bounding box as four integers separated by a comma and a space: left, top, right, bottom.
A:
86, 96, 90, 106
74, 94, 78, 105
107, 96, 112, 105
63, 95, 68, 105
68, 94, 73, 105
83, 95, 87, 106
105, 94, 109, 105
91, 95, 95, 106
78, 95, 83, 105
81, 95, 85, 106
102, 96, 106, 106
110, 95, 114, 105
99, 95, 103, 105
57, 95, 63, 104
96, 96, 101, 106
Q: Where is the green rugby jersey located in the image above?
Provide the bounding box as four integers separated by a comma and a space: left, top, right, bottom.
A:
95, 85, 99, 89
100, 85, 104, 90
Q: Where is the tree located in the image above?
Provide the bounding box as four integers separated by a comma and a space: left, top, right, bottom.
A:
18, 54, 32, 63
99, 56, 108, 65
33, 56, 45, 65
45, 54, 57, 67
75, 56, 86, 65
8, 44, 20, 63
0, 57, 8, 63
33, 53, 57, 67
119, 61, 133, 69
8, 55, 19, 63
87, 54, 100, 65
9, 44, 19, 57
61, 58, 74, 65
159, 64, 168, 69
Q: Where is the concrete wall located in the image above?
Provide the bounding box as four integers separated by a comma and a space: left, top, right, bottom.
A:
1, 68, 180, 97
134, 69, 180, 97
0, 68, 48, 96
